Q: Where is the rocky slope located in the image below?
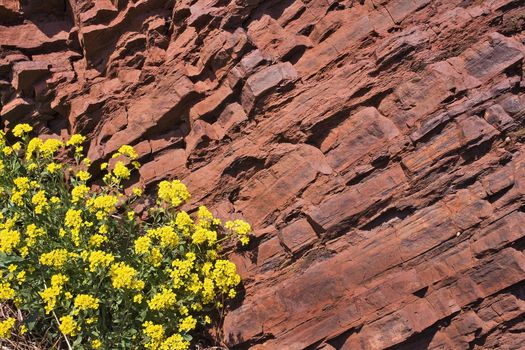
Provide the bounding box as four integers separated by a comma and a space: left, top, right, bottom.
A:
2, 0, 525, 349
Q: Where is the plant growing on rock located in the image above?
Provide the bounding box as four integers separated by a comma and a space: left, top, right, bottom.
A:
0, 124, 251, 349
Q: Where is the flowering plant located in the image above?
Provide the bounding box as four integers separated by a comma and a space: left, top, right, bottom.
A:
0, 124, 251, 349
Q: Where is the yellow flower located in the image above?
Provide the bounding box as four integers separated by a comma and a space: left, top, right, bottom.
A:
0, 282, 15, 301
191, 227, 216, 245
117, 145, 138, 159
47, 162, 62, 173
91, 339, 102, 349
12, 123, 32, 137
26, 224, 46, 247
74, 294, 100, 311
211, 260, 241, 294
16, 270, 26, 284
39, 249, 69, 268
132, 187, 143, 196
2, 146, 12, 155
225, 219, 251, 245
39, 274, 68, 314
127, 211, 135, 220
175, 211, 193, 236
71, 184, 89, 203
12, 142, 21, 151
87, 251, 114, 272
0, 317, 16, 339
98, 224, 108, 234
31, 190, 49, 214
20, 325, 28, 334
65, 208, 82, 227
178, 315, 196, 333
40, 138, 64, 157
88, 195, 118, 214
66, 134, 85, 147
110, 262, 139, 289
148, 226, 179, 248
26, 137, 42, 160
100, 162, 108, 170
157, 180, 191, 207
160, 333, 189, 350
14, 177, 30, 192
113, 161, 130, 179
88, 234, 108, 247
149, 248, 163, 267
0, 228, 21, 253
148, 288, 177, 311
59, 315, 78, 336
133, 294, 143, 304
76, 170, 91, 182
134, 236, 151, 255
143, 321, 164, 349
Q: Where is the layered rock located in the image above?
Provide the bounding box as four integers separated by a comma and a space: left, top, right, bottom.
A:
2, 0, 525, 349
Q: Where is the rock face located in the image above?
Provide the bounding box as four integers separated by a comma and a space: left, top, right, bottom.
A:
2, 0, 525, 349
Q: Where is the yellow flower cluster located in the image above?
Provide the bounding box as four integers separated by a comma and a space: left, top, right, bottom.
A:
157, 180, 191, 207
148, 287, 177, 310
39, 274, 68, 314
0, 125, 251, 348
59, 315, 79, 336
0, 317, 16, 338
225, 219, 252, 245
73, 294, 100, 311
39, 249, 69, 268
12, 123, 32, 137
110, 262, 143, 290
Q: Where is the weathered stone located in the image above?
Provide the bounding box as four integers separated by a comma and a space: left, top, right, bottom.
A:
241, 62, 297, 112
247, 15, 310, 61
237, 144, 332, 226
484, 104, 514, 131
12, 61, 50, 95
280, 219, 317, 254
139, 148, 187, 185
321, 107, 401, 174
4, 1, 525, 349
0, 97, 33, 121
309, 165, 407, 232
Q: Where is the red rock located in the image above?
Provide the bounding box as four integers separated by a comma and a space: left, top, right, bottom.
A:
215, 103, 247, 138
279, 219, 317, 254
12, 61, 50, 95
4, 1, 525, 348
449, 33, 524, 83
257, 236, 286, 268
309, 165, 407, 232
139, 148, 187, 185
241, 62, 297, 112
0, 97, 33, 122
484, 104, 514, 131
0, 22, 70, 51
189, 84, 233, 123
321, 107, 401, 174
247, 15, 310, 61
184, 119, 220, 156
